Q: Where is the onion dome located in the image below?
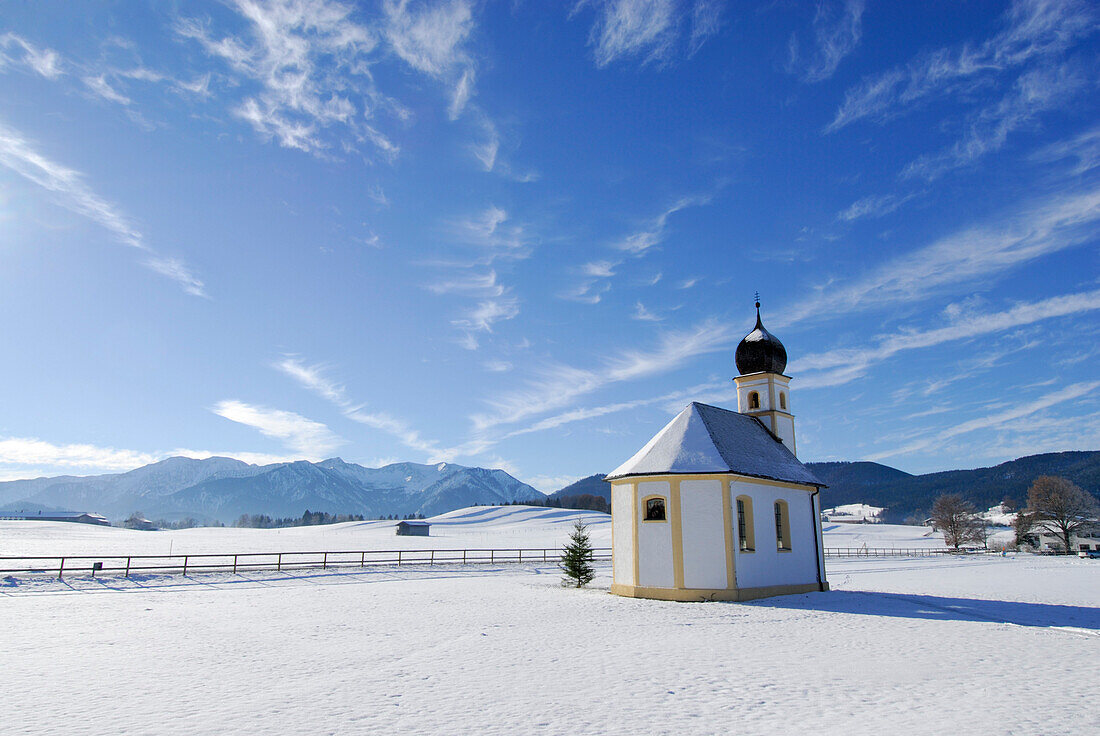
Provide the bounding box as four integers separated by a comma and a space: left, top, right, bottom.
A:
735, 301, 787, 375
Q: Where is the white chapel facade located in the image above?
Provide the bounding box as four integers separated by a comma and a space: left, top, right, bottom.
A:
606, 302, 828, 602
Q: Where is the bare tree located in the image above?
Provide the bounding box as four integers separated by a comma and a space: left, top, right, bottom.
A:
1027, 476, 1100, 554
931, 494, 983, 551
1013, 509, 1037, 548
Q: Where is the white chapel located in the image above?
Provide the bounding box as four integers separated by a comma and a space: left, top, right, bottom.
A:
606, 302, 829, 602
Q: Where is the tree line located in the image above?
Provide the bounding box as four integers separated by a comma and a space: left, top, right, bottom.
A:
472, 495, 610, 514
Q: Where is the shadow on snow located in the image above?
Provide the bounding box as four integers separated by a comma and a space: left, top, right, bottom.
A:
748, 590, 1100, 630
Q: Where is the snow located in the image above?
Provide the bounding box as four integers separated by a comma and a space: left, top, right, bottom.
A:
822, 503, 884, 522
2, 545, 1098, 735
981, 503, 1018, 527
3, 509, 1095, 734
607, 402, 822, 487
0, 506, 614, 558
0, 509, 975, 568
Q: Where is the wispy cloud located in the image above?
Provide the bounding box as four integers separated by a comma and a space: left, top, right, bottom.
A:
580, 0, 678, 68
471, 317, 734, 432
0, 33, 64, 79
1030, 124, 1100, 175
561, 280, 611, 305
0, 120, 206, 296
781, 183, 1100, 326
791, 287, 1100, 388
826, 0, 1096, 132
866, 380, 1099, 460
179, 0, 383, 156
575, 0, 720, 68
787, 0, 864, 83
426, 206, 533, 344
82, 74, 132, 105
212, 399, 345, 456
902, 62, 1086, 180
275, 356, 451, 460
452, 297, 520, 334
450, 206, 532, 262
583, 260, 619, 278
632, 301, 662, 321
0, 436, 308, 478
614, 194, 711, 254
384, 0, 474, 76
0, 436, 157, 473
837, 192, 917, 222
688, 0, 722, 56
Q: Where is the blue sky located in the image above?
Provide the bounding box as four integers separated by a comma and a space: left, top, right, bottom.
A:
1, 0, 1098, 490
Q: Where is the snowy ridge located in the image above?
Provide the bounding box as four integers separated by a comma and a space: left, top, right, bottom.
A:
0, 457, 545, 523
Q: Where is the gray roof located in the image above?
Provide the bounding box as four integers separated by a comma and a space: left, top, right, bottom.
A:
605, 402, 824, 487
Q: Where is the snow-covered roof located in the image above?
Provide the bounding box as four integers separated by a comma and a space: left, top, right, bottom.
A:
395, 520, 430, 526
605, 402, 824, 487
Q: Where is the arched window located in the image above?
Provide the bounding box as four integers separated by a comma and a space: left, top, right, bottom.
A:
748, 391, 760, 410
643, 496, 667, 522
774, 500, 791, 551
779, 392, 787, 410
736, 496, 755, 552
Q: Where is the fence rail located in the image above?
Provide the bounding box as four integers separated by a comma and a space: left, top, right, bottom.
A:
823, 547, 957, 558
0, 545, 974, 579
0, 547, 613, 579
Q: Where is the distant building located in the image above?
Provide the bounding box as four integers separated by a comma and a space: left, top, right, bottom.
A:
125, 516, 156, 531
606, 303, 828, 603
0, 511, 110, 526
1035, 523, 1100, 554
395, 520, 430, 536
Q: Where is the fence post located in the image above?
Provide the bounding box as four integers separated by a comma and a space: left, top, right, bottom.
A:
233, 555, 238, 574
490, 549, 494, 564
361, 551, 365, 568
58, 557, 65, 579
398, 550, 402, 566
430, 549, 434, 566
543, 549, 547, 562
125, 557, 131, 578
323, 552, 328, 570
518, 549, 522, 563
463, 549, 467, 564
182, 556, 188, 576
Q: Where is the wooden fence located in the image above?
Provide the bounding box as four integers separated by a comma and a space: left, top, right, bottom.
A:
824, 547, 957, 558
0, 545, 974, 579
0, 547, 613, 579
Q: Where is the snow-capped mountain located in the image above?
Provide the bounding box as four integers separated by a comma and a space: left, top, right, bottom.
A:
0, 457, 545, 523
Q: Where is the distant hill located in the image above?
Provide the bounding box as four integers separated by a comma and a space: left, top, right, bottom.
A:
0, 457, 545, 523
810, 452, 1100, 522
549, 474, 610, 502
805, 461, 912, 488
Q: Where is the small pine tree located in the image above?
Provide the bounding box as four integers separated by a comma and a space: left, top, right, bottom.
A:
559, 520, 596, 588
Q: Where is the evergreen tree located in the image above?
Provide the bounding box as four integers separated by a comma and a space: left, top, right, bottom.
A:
559, 520, 596, 588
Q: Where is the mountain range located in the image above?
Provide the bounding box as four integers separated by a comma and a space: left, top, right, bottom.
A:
0, 456, 544, 523
3, 450, 1096, 526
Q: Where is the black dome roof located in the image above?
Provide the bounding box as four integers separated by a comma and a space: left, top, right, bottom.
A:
735, 303, 787, 375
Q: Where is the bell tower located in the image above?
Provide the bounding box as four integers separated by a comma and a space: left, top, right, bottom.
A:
733, 299, 797, 456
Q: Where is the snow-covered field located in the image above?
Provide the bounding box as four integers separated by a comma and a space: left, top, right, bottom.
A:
3, 508, 1096, 735
0, 506, 957, 560
0, 506, 614, 558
